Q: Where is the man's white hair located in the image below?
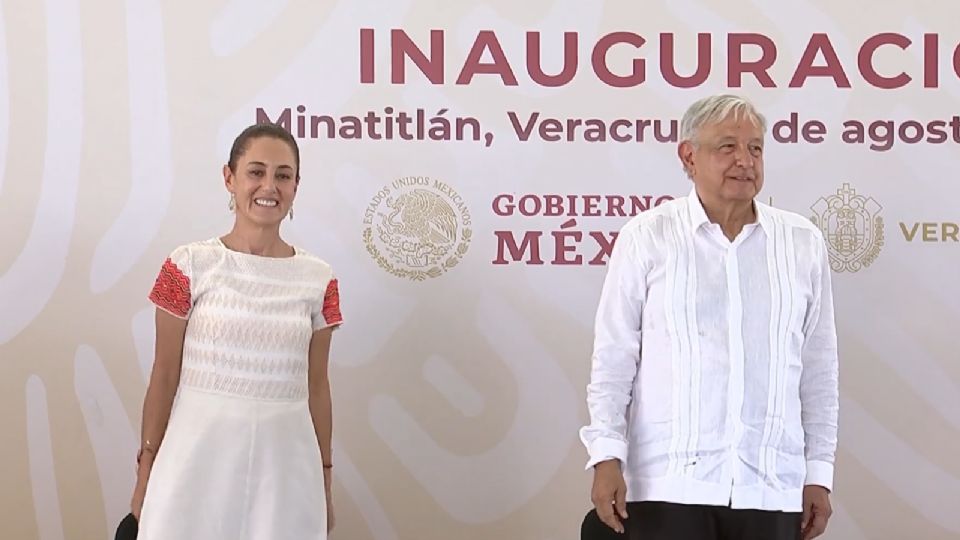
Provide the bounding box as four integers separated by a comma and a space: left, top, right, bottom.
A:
679, 94, 766, 144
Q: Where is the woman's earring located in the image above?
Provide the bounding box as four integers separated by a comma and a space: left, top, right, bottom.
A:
288, 206, 294, 221
228, 193, 236, 212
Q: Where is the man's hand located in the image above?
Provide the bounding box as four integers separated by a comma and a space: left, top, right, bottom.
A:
591, 459, 629, 534
801, 485, 832, 539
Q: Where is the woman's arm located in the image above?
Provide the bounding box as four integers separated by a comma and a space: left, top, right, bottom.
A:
130, 309, 187, 518
307, 327, 334, 468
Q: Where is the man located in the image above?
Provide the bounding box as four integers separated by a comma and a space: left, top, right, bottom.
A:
580, 94, 839, 540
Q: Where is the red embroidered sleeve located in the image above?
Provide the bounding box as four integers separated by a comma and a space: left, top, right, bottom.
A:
321, 278, 342, 327
148, 258, 191, 318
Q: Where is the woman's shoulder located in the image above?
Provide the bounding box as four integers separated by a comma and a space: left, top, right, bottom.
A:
165, 238, 220, 257
293, 246, 335, 276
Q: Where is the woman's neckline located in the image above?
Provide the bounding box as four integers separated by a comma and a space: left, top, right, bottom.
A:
216, 236, 299, 260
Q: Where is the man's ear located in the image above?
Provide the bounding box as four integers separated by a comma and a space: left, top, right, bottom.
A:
678, 141, 696, 178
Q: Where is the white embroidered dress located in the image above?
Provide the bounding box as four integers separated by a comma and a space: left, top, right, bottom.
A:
138, 238, 342, 540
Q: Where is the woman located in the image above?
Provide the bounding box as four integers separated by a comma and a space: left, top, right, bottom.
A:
130, 123, 341, 539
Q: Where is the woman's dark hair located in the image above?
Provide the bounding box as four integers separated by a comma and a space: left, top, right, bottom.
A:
227, 122, 301, 178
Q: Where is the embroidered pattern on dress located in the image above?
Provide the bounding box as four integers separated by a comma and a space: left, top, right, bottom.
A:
149, 258, 191, 317
180, 368, 308, 401
322, 278, 342, 325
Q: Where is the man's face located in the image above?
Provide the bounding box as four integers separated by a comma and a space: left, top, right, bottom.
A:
679, 114, 765, 205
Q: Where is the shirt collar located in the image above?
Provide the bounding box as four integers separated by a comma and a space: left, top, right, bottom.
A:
687, 187, 711, 231
686, 187, 771, 233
